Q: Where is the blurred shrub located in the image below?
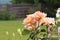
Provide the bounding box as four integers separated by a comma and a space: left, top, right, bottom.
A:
0, 12, 16, 20
46, 8, 56, 18
34, 0, 39, 4
41, 4, 56, 18
22, 29, 30, 35
28, 6, 41, 14
0, 7, 16, 20
9, 14, 16, 20
11, 0, 34, 4
28, 7, 36, 14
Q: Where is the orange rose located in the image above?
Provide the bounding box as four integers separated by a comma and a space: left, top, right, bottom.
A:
34, 11, 47, 21
39, 17, 55, 26
23, 14, 36, 25
24, 24, 37, 31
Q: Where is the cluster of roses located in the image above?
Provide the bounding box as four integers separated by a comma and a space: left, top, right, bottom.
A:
23, 11, 55, 31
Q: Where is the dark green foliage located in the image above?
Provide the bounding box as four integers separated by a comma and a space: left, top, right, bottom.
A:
28, 5, 41, 14
11, 0, 40, 4
0, 7, 16, 20
0, 11, 9, 20
22, 29, 30, 35
11, 0, 21, 4
28, 7, 37, 14
41, 29, 46, 32
9, 14, 16, 20
11, 0, 34, 4
46, 8, 56, 17
0, 13, 16, 20
11, 0, 60, 17
11, 0, 60, 5
34, 0, 39, 4
41, 38, 49, 40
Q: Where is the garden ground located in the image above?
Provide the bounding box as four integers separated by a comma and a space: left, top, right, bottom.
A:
0, 18, 29, 40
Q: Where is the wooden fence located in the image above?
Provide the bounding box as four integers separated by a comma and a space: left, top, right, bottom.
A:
0, 4, 41, 18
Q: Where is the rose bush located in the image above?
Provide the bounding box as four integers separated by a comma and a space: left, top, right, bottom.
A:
23, 11, 55, 40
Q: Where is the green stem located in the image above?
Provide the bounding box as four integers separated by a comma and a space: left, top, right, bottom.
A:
46, 26, 49, 40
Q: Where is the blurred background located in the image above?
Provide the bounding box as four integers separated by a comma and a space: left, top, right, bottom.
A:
0, 0, 60, 18
0, 0, 60, 40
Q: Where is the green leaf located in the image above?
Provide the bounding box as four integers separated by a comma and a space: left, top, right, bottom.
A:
22, 29, 30, 35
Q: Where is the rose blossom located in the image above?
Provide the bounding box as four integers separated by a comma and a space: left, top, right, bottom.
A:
24, 23, 38, 31
34, 11, 47, 21
23, 14, 36, 26
23, 11, 55, 31
39, 17, 55, 26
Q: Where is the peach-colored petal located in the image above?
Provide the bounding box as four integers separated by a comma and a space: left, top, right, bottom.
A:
24, 23, 38, 31
23, 11, 55, 31
39, 17, 55, 26
23, 15, 36, 25
34, 11, 47, 21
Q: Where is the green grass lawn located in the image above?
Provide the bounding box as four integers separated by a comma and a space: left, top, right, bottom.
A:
0, 18, 29, 40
